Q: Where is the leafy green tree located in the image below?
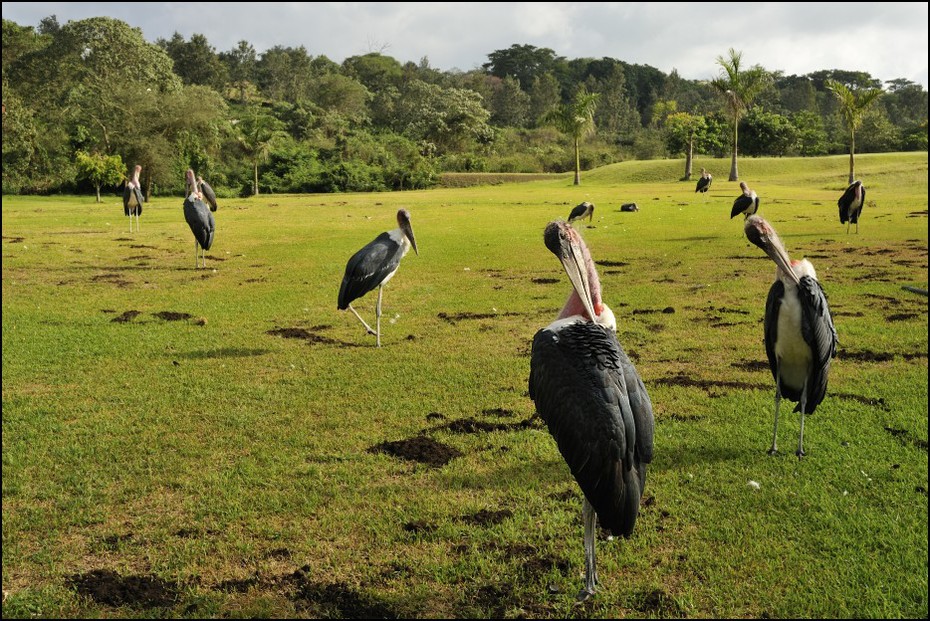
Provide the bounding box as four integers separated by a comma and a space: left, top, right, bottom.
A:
219, 40, 257, 103
790, 110, 829, 156
489, 75, 530, 127
393, 80, 494, 155
237, 108, 287, 195
825, 79, 883, 183
310, 73, 371, 124
483, 44, 563, 89
740, 108, 798, 156
158, 32, 228, 90
527, 73, 562, 127
75, 151, 124, 202
542, 88, 600, 185
257, 45, 314, 103
665, 112, 708, 179
711, 48, 772, 180
342, 53, 403, 91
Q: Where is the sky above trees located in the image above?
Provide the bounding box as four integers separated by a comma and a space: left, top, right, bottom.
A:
2, 2, 927, 89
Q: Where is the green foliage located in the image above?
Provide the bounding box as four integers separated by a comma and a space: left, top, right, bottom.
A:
740, 108, 799, 156
541, 88, 600, 184
74, 150, 124, 201
393, 80, 495, 155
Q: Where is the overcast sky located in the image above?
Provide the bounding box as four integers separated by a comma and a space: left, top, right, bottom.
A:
3, 2, 927, 88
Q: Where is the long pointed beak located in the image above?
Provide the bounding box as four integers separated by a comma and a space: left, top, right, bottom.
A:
560, 238, 597, 321
745, 216, 800, 285
402, 221, 418, 255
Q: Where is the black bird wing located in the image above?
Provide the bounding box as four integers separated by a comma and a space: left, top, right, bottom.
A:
568, 203, 588, 221
123, 184, 143, 216
696, 176, 710, 193
731, 194, 757, 219
184, 196, 215, 250
338, 232, 402, 309
838, 184, 855, 223
763, 280, 783, 390
795, 276, 838, 414
850, 186, 864, 223
529, 320, 654, 537
200, 180, 218, 212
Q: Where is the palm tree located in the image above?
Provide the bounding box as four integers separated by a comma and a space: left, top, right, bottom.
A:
825, 79, 883, 184
237, 108, 285, 195
542, 88, 600, 186
711, 48, 771, 181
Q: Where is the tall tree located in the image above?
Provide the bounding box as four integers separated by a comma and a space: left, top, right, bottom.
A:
220, 40, 257, 103
711, 48, 771, 181
237, 107, 286, 195
542, 88, 600, 185
665, 112, 707, 180
825, 79, 883, 183
75, 151, 124, 202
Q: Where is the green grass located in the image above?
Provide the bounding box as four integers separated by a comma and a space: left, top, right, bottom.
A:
3, 152, 927, 618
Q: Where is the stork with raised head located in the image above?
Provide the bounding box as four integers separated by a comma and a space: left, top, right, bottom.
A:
695, 168, 712, 199
183, 169, 215, 268
838, 180, 865, 233
338, 209, 418, 347
529, 220, 654, 600
744, 215, 837, 457
731, 181, 760, 219
123, 164, 144, 232
568, 201, 595, 224
198, 175, 219, 212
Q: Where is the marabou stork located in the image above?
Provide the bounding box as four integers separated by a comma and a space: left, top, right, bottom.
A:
731, 181, 759, 219
529, 220, 655, 600
338, 209, 418, 347
183, 169, 215, 268
123, 164, 144, 232
744, 215, 837, 457
838, 180, 865, 233
198, 175, 219, 212
568, 201, 595, 224
695, 168, 712, 199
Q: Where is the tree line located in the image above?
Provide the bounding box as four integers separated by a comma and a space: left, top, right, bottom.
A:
2, 15, 927, 197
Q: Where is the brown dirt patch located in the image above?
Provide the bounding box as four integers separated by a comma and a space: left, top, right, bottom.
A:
437, 311, 521, 324
884, 426, 929, 451
153, 311, 194, 321
532, 277, 559, 284
111, 310, 142, 323
654, 374, 769, 392
460, 508, 513, 526
266, 326, 347, 346
731, 360, 770, 372
368, 436, 463, 467
66, 569, 180, 608
596, 260, 629, 267
838, 349, 894, 362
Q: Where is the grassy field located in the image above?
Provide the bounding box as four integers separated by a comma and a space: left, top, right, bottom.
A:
2, 153, 927, 619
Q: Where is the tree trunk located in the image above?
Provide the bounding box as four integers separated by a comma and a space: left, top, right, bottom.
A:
573, 136, 581, 186
684, 137, 694, 181
848, 129, 856, 185
729, 120, 739, 181
95, 183, 101, 203
253, 161, 259, 195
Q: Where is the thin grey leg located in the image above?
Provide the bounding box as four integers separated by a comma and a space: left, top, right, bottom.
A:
769, 363, 781, 455
579, 498, 597, 601
347, 304, 376, 336
375, 286, 383, 347
797, 379, 808, 458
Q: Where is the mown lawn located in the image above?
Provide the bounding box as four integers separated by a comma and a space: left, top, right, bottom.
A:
2, 153, 927, 618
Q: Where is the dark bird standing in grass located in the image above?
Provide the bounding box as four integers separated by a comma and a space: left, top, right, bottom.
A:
198, 175, 218, 212
123, 164, 144, 232
731, 181, 760, 219
744, 215, 837, 457
695, 168, 713, 199
568, 201, 595, 224
838, 180, 865, 233
529, 220, 654, 600
183, 169, 215, 268
338, 209, 418, 347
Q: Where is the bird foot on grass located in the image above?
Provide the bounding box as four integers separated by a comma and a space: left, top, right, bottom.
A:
575, 588, 595, 603
795, 449, 806, 459
767, 448, 779, 456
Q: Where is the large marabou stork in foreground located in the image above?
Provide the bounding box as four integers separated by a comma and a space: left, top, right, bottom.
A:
731, 181, 760, 219
529, 220, 654, 600
567, 201, 595, 224
695, 168, 712, 200
198, 175, 219, 212
838, 180, 865, 233
123, 165, 144, 232
183, 169, 215, 268
744, 215, 837, 457
338, 209, 418, 347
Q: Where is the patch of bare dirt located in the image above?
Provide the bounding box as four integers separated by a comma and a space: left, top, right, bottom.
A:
838, 349, 894, 362
67, 569, 180, 608
92, 273, 132, 288
402, 520, 437, 535
153, 311, 193, 321
532, 277, 559, 284
833, 392, 890, 410
111, 310, 141, 323
437, 311, 521, 324
596, 260, 628, 267
888, 313, 919, 321
4, 236, 25, 243
460, 509, 513, 526
632, 307, 676, 315
730, 360, 770, 372
368, 436, 463, 467
633, 587, 686, 618
884, 426, 928, 451
266, 326, 349, 346
654, 374, 768, 392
